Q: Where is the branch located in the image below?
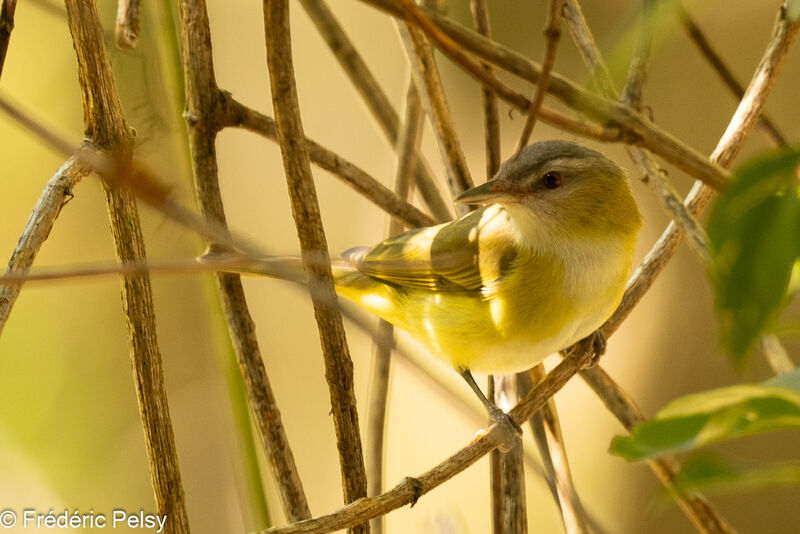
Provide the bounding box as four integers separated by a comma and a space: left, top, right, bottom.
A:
263, 2, 368, 532
176, 0, 311, 522
470, 0, 501, 177
64, 0, 190, 531
366, 81, 422, 534
515, 0, 564, 154
396, 0, 474, 205
115, 0, 141, 49
298, 0, 452, 223
0, 0, 16, 77
226, 98, 434, 229
361, 0, 730, 190
680, 7, 789, 148
0, 157, 89, 336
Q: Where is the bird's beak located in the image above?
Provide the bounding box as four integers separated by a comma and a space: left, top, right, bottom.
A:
455, 179, 517, 205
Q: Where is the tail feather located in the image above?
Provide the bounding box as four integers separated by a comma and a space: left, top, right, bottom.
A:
198, 252, 357, 284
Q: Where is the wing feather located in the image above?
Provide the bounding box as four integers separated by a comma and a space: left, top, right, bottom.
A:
344, 206, 518, 292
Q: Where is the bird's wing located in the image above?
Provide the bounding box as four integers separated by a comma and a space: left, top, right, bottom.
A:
343, 206, 518, 291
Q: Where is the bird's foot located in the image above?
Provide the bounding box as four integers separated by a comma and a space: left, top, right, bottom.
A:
483, 406, 522, 453
575, 330, 607, 368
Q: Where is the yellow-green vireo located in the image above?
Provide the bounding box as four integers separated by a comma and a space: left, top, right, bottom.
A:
218, 140, 641, 440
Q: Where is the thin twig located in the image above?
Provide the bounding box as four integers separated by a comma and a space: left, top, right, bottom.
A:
680, 6, 789, 148
64, 0, 190, 532
298, 0, 452, 223
361, 0, 730, 190
514, 0, 564, 156
0, 0, 16, 77
366, 81, 423, 534
492, 374, 527, 534
470, 0, 501, 178
176, 0, 311, 522
561, 0, 615, 96
263, 2, 369, 532
226, 98, 434, 229
396, 9, 474, 205
0, 157, 89, 336
522, 368, 590, 534
115, 0, 141, 49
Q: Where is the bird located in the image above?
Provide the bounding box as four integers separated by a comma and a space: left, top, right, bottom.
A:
210, 140, 642, 444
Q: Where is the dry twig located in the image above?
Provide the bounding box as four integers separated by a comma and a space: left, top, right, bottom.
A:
176, 0, 311, 522
298, 0, 451, 223
114, 0, 141, 49
64, 0, 190, 531
0, 157, 89, 335
0, 0, 16, 76
263, 1, 369, 532
515, 0, 564, 155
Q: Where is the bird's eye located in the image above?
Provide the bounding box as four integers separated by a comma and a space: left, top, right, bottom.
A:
543, 172, 562, 189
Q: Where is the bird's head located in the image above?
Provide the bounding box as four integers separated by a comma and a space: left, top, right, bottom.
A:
456, 140, 642, 245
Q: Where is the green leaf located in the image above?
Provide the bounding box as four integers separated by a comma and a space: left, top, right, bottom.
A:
707, 149, 800, 365
655, 453, 800, 503
610, 369, 800, 460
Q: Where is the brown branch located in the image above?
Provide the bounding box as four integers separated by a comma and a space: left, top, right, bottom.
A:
298, 0, 452, 223
491, 374, 527, 534
366, 81, 423, 534
64, 1, 190, 532
522, 368, 590, 534
361, 0, 730, 190
470, 0, 501, 177
226, 98, 434, 229
0, 0, 16, 77
263, 1, 368, 532
0, 157, 89, 336
680, 7, 789, 148
396, 5, 474, 204
115, 0, 141, 49
514, 0, 564, 155
562, 0, 615, 96
176, 0, 311, 522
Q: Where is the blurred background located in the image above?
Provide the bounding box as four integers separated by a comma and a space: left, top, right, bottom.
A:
0, 0, 798, 532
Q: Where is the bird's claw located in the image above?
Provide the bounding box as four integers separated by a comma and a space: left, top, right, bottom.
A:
581, 330, 607, 368
487, 407, 522, 453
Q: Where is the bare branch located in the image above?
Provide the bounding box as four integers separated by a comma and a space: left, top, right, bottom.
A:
65, 0, 190, 531
263, 2, 368, 532
470, 0, 501, 177
515, 0, 565, 155
680, 7, 789, 148
115, 0, 141, 49
227, 98, 434, 229
0, 157, 89, 335
396, 3, 474, 205
298, 0, 452, 223
0, 0, 16, 77
361, 0, 730, 190
176, 0, 311, 522
522, 368, 590, 534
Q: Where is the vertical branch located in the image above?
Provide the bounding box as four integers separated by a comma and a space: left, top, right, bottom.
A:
514, 0, 564, 155
298, 0, 452, 223
0, 157, 89, 335
263, 1, 369, 532
177, 0, 311, 523
115, 0, 142, 49
64, 0, 190, 532
366, 82, 423, 534
396, 0, 475, 205
493, 374, 527, 534
521, 369, 590, 534
0, 0, 16, 77
470, 0, 501, 178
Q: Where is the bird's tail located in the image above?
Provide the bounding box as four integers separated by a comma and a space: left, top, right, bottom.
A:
198, 248, 357, 285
